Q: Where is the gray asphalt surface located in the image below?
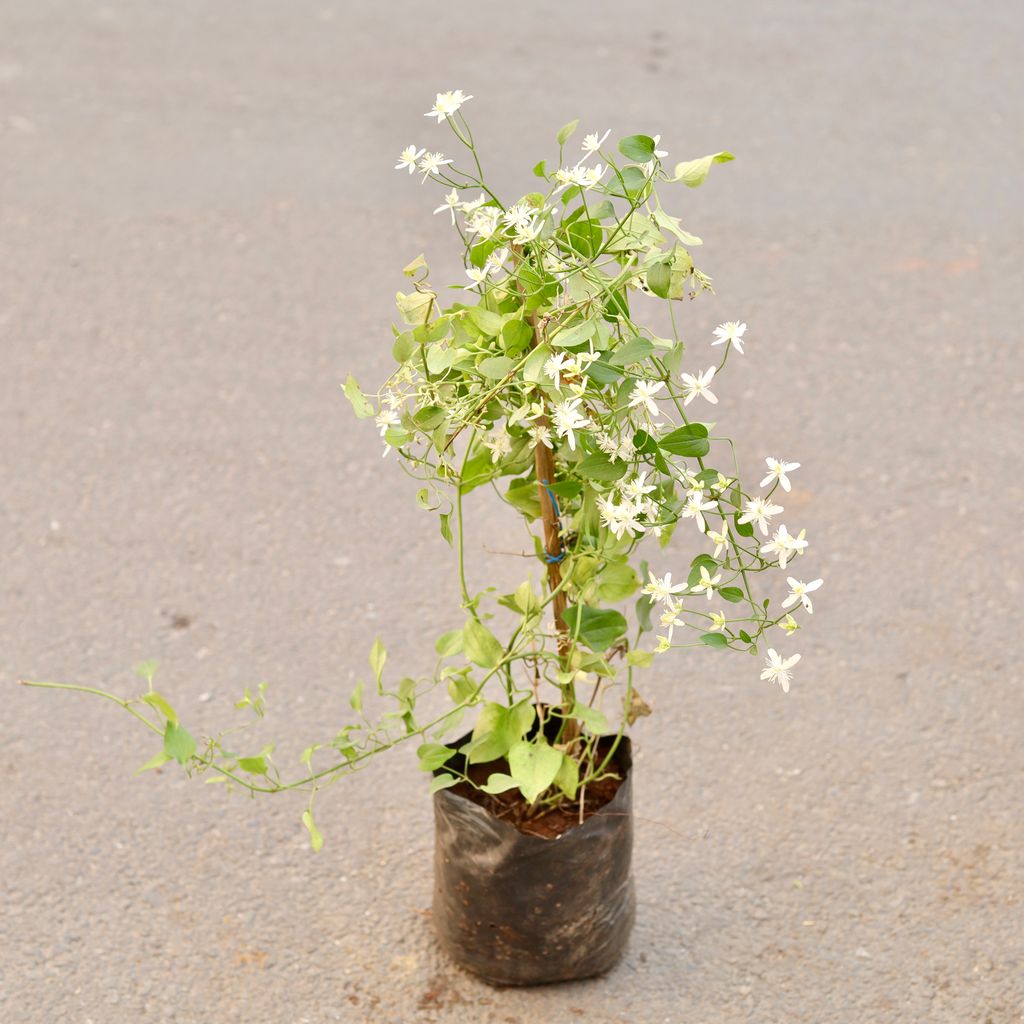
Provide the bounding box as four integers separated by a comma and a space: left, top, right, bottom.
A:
3, 2, 1023, 1022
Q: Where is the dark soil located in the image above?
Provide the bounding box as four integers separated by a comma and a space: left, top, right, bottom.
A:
450, 738, 626, 840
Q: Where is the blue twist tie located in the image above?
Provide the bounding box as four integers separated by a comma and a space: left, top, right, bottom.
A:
540, 479, 566, 564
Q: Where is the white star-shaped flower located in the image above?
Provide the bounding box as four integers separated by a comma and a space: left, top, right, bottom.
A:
395, 145, 426, 174
417, 152, 453, 181
551, 397, 592, 451
707, 524, 729, 558
465, 266, 492, 290
528, 424, 553, 449
760, 457, 800, 492
680, 366, 718, 405
738, 497, 784, 536
642, 571, 688, 604
712, 321, 747, 354
484, 432, 511, 463
628, 379, 665, 417
691, 565, 722, 600
760, 525, 808, 569
782, 577, 823, 614
581, 129, 611, 155
433, 188, 461, 223
544, 352, 570, 391
761, 648, 800, 693
708, 610, 727, 632
424, 90, 473, 123
681, 492, 717, 533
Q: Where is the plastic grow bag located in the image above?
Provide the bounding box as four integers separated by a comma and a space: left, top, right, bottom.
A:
432, 734, 635, 986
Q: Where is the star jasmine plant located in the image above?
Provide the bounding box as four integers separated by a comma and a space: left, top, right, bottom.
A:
22, 93, 823, 849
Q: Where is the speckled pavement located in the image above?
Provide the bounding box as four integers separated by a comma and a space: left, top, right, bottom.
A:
3, 2, 1022, 1021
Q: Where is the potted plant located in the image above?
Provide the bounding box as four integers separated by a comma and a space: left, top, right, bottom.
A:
22, 90, 822, 986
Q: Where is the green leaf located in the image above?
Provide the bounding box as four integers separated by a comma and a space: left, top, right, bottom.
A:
701, 632, 729, 648
659, 423, 710, 458
720, 586, 744, 604
508, 739, 563, 803
417, 743, 456, 772
576, 451, 628, 482
478, 355, 514, 380
480, 772, 518, 794
413, 405, 446, 430
502, 318, 534, 355
342, 374, 374, 419
468, 306, 504, 336
142, 691, 178, 725
671, 151, 735, 187
507, 699, 536, 741
557, 119, 580, 145
435, 629, 464, 657
467, 702, 513, 764
651, 209, 703, 246
395, 288, 435, 326
609, 336, 654, 367
369, 636, 386, 686
302, 808, 324, 852
237, 755, 269, 775
734, 513, 754, 538
162, 721, 196, 766
562, 605, 628, 652
135, 750, 171, 774
439, 511, 453, 546
134, 659, 159, 684
532, 159, 547, 178
687, 553, 720, 588
550, 319, 596, 349
597, 562, 640, 602
429, 773, 459, 794
626, 649, 654, 668
647, 260, 672, 299
618, 134, 656, 162
605, 165, 649, 200
349, 680, 364, 712
570, 700, 610, 735
463, 618, 504, 669
554, 755, 579, 800
506, 477, 542, 519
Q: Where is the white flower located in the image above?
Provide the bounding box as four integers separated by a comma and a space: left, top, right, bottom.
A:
544, 352, 571, 391
484, 432, 511, 463
708, 610, 727, 632
642, 571, 688, 604
598, 495, 645, 540
528, 424, 553, 449
551, 397, 592, 451
465, 266, 491, 290
681, 492, 717, 533
713, 472, 734, 494
761, 649, 800, 693
466, 207, 501, 238
621, 471, 656, 500
486, 247, 509, 273
595, 431, 635, 462
375, 408, 400, 438
712, 321, 747, 354
553, 162, 606, 192
691, 565, 722, 600
739, 496, 784, 536
424, 89, 473, 123
760, 525, 808, 569
779, 614, 800, 635
433, 188, 461, 223
418, 151, 453, 180
628, 379, 665, 417
680, 366, 718, 405
760, 456, 801, 492
460, 193, 487, 214
658, 598, 685, 642
640, 135, 669, 174
782, 577, 823, 614
581, 129, 610, 155
707, 524, 729, 558
502, 203, 534, 231
395, 145, 426, 174
512, 215, 544, 244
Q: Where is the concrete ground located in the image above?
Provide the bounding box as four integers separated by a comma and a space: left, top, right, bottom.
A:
3, 2, 1022, 1021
